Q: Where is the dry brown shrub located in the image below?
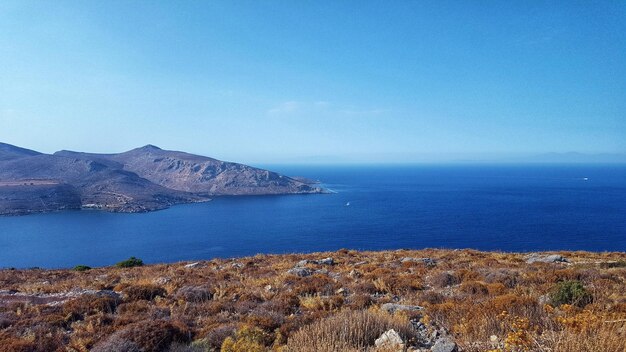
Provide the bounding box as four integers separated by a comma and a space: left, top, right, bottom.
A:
419, 290, 445, 305
62, 295, 119, 317
346, 293, 374, 309
353, 280, 378, 294
486, 282, 507, 296
246, 307, 285, 332
482, 268, 519, 288
92, 319, 190, 352
459, 281, 489, 295
175, 285, 213, 303
124, 284, 167, 301
292, 275, 339, 296
429, 272, 461, 288
203, 324, 236, 350
456, 268, 482, 282
0, 337, 37, 352
285, 309, 415, 352
117, 300, 151, 315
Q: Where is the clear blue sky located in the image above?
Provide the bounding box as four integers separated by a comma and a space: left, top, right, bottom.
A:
1, 1, 625, 163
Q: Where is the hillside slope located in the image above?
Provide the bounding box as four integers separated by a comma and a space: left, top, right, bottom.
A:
0, 249, 625, 351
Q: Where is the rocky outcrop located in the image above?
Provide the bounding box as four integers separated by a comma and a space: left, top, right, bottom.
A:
431, 337, 458, 352
526, 254, 569, 264
375, 329, 405, 350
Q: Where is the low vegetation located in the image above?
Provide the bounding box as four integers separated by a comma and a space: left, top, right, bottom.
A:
1, 249, 625, 351
115, 256, 144, 268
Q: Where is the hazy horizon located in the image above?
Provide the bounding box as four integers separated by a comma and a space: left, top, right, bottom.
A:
1, 1, 625, 163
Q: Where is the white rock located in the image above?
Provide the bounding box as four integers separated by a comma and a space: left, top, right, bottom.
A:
375, 329, 405, 350
431, 337, 457, 352
526, 254, 568, 264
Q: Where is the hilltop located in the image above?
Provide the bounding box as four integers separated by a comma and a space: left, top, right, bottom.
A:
0, 143, 323, 215
0, 249, 625, 351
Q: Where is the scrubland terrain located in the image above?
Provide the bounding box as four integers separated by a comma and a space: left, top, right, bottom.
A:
1, 249, 625, 352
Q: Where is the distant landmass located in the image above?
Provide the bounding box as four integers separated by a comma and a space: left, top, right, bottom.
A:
0, 143, 323, 215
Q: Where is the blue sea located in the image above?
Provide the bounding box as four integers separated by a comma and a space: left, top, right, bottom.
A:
1, 164, 625, 268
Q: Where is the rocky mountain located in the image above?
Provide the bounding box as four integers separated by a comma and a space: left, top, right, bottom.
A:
0, 143, 323, 215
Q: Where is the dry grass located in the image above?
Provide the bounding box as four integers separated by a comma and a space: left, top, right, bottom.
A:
285, 309, 414, 352
0, 249, 625, 351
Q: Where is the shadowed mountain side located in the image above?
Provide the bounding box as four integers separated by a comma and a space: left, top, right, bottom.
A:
0, 143, 323, 215
0, 182, 81, 215
0, 142, 41, 161
0, 154, 204, 214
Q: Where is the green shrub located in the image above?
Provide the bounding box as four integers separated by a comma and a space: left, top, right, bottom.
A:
73, 265, 92, 272
550, 280, 592, 307
116, 257, 144, 268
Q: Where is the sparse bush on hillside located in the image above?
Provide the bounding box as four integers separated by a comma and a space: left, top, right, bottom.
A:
116, 256, 144, 268
221, 326, 271, 352
550, 280, 592, 307
73, 265, 92, 271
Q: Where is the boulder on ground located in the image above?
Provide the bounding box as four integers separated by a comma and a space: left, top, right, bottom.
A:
296, 257, 335, 266
287, 267, 313, 277
526, 254, 568, 264
431, 337, 457, 352
375, 329, 405, 350
401, 257, 437, 267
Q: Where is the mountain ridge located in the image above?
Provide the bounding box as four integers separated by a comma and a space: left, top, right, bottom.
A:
0, 143, 323, 215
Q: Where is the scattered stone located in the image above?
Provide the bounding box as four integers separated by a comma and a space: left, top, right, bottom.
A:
1, 289, 120, 307
349, 269, 362, 279
381, 303, 424, 314
287, 267, 313, 277
184, 262, 202, 268
401, 257, 437, 267
431, 337, 457, 352
296, 258, 335, 266
526, 254, 569, 264
318, 257, 334, 265
296, 260, 310, 267
264, 285, 273, 292
153, 277, 170, 285
231, 262, 243, 269
375, 329, 405, 350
